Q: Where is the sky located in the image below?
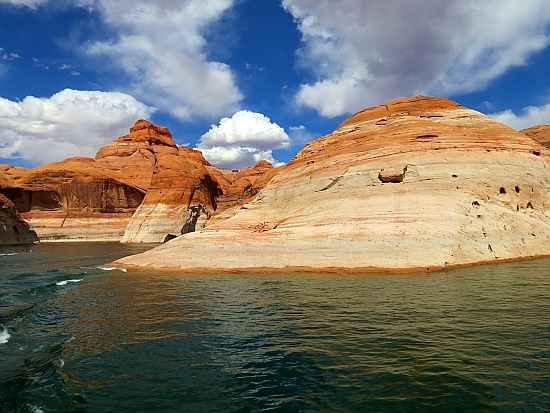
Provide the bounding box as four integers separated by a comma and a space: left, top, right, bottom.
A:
0, 0, 549, 170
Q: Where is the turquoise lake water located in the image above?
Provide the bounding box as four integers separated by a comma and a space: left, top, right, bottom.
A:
0, 242, 549, 412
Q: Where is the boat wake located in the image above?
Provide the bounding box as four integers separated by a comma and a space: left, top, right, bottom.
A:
98, 266, 127, 272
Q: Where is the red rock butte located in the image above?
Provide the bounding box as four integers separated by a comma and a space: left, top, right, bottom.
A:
113, 96, 550, 273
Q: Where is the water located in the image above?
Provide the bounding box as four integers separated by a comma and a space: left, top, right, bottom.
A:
0, 243, 549, 412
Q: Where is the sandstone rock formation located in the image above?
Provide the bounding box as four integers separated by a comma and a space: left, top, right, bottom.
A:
0, 193, 39, 244
0, 120, 276, 243
113, 96, 550, 273
0, 159, 145, 241
95, 119, 177, 191
521, 125, 550, 149
120, 146, 221, 243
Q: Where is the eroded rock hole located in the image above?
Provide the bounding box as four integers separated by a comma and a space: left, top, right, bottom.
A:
526, 201, 533, 209
472, 201, 480, 207
515, 186, 520, 193
417, 134, 438, 139
499, 187, 506, 194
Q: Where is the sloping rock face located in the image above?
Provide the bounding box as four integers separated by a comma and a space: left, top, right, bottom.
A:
521, 125, 550, 149
113, 96, 550, 272
0, 193, 39, 244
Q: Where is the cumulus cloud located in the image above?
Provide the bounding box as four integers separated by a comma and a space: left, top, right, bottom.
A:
0, 89, 155, 165
490, 103, 550, 130
196, 110, 290, 169
282, 0, 550, 117
84, 0, 242, 121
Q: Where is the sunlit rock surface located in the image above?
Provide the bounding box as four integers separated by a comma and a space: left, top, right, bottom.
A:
113, 96, 550, 272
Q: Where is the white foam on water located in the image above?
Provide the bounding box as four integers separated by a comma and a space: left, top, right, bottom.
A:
0, 252, 17, 256
56, 279, 83, 286
0, 327, 11, 344
28, 405, 44, 413
98, 266, 127, 272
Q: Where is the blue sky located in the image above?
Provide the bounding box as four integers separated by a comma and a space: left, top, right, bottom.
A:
1, 0, 549, 169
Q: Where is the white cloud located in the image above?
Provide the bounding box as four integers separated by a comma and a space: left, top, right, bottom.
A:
198, 146, 283, 170
1, 52, 22, 61
199, 111, 290, 150
282, 0, 550, 117
0, 89, 155, 165
490, 103, 550, 130
0, 0, 48, 8
0, 0, 93, 9
84, 0, 242, 121
196, 110, 290, 169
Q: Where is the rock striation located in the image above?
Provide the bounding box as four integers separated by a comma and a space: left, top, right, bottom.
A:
113, 96, 550, 273
0, 193, 39, 244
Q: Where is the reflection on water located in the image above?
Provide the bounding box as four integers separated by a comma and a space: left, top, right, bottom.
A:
0, 243, 549, 412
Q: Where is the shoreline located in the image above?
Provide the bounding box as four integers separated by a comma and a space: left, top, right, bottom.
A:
109, 253, 550, 275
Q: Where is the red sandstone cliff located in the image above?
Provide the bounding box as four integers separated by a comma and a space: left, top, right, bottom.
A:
0, 158, 145, 241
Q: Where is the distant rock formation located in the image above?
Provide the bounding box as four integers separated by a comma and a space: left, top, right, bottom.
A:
206, 160, 277, 225
521, 125, 550, 149
0, 193, 38, 245
0, 158, 145, 242
0, 120, 276, 243
113, 96, 550, 273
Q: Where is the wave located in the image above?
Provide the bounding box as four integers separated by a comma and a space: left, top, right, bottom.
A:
55, 279, 83, 286
0, 326, 11, 344
0, 252, 17, 256
98, 266, 127, 272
